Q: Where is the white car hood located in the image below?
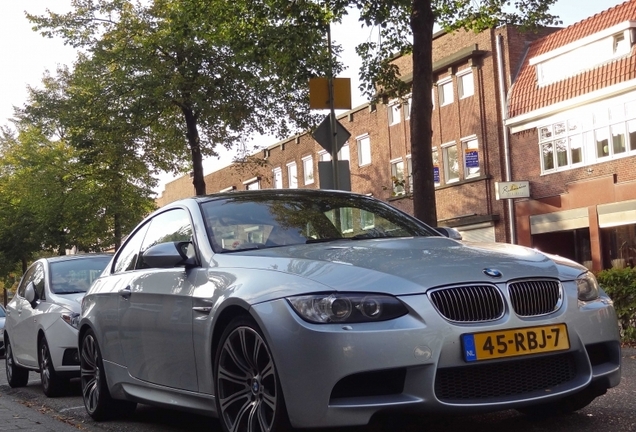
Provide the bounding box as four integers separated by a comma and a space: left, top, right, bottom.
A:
219, 237, 587, 295
50, 292, 85, 313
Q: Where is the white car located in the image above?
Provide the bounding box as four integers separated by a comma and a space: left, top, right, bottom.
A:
4, 254, 111, 396
0, 304, 5, 358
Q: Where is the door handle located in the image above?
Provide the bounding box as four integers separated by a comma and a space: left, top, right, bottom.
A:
118, 286, 132, 299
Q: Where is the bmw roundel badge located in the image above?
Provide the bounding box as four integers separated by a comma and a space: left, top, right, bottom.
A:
483, 268, 502, 278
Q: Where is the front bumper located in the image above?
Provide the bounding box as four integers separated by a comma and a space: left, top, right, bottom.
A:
251, 289, 621, 428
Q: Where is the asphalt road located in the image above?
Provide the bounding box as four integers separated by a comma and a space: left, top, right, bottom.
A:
1, 349, 635, 432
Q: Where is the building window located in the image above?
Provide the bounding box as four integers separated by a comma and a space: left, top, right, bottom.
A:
442, 142, 459, 183
538, 97, 636, 174
318, 150, 330, 162
219, 186, 236, 193
438, 78, 453, 106
390, 158, 405, 195
287, 162, 298, 189
458, 70, 474, 99
357, 135, 371, 166
432, 148, 440, 187
243, 177, 260, 190
339, 143, 350, 161
273, 167, 283, 189
405, 96, 412, 120
302, 156, 314, 185
388, 101, 401, 125
462, 137, 480, 178
406, 155, 413, 192
534, 29, 632, 87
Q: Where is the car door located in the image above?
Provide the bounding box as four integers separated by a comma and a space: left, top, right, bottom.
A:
8, 263, 44, 367
118, 208, 198, 391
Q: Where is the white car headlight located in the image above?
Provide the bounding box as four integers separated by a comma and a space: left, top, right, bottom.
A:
576, 272, 600, 302
61, 312, 81, 329
287, 293, 408, 324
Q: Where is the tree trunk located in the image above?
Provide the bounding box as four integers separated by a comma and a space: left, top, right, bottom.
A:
183, 107, 206, 196
410, 0, 438, 227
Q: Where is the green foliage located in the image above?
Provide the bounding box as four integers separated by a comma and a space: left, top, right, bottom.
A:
597, 267, 636, 342
27, 0, 338, 195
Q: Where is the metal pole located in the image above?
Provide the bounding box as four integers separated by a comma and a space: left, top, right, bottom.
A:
496, 34, 517, 244
326, 22, 339, 190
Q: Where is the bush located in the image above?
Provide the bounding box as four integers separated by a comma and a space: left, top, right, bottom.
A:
596, 267, 636, 342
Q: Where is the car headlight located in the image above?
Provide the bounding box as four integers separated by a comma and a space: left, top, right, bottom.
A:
287, 293, 408, 324
61, 312, 81, 329
576, 272, 600, 302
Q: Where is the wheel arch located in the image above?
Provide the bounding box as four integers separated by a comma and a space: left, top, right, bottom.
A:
210, 305, 251, 368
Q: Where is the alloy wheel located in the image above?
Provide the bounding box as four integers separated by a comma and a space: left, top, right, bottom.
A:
5, 338, 13, 382
40, 342, 51, 390
217, 325, 279, 432
80, 333, 101, 413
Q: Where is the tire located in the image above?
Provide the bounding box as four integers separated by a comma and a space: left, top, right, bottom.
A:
39, 336, 67, 397
5, 335, 29, 388
80, 329, 137, 421
517, 385, 606, 417
215, 316, 290, 432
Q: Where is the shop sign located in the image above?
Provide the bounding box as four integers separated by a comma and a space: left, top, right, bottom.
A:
496, 181, 530, 199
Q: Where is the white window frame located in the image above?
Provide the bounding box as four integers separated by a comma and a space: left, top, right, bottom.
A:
438, 78, 454, 107
390, 158, 405, 195
286, 162, 298, 189
462, 136, 480, 178
457, 69, 474, 99
302, 155, 314, 185
219, 186, 236, 193
388, 101, 402, 125
442, 141, 459, 183
405, 96, 412, 120
273, 167, 283, 189
318, 150, 331, 162
339, 143, 350, 161
243, 177, 260, 190
406, 154, 413, 192
357, 134, 371, 167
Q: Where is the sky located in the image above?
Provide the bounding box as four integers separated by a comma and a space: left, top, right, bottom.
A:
0, 0, 628, 194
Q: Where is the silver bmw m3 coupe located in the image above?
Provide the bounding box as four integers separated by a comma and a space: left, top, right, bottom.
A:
78, 189, 621, 432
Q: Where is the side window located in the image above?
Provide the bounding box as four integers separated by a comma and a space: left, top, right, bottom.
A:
17, 265, 38, 298
32, 264, 45, 301
139, 209, 193, 269
113, 223, 150, 273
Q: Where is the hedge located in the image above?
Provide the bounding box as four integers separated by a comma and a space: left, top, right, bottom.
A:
596, 267, 636, 343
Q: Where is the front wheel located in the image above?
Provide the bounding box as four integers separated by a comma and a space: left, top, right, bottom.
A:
5, 335, 29, 388
40, 336, 67, 397
80, 329, 137, 420
215, 316, 290, 432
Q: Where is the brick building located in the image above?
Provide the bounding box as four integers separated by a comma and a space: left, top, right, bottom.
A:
507, 0, 636, 270
158, 1, 636, 270
158, 24, 553, 243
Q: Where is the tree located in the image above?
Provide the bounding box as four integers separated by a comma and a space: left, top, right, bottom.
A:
28, 0, 338, 195
329, 0, 560, 226
16, 63, 158, 251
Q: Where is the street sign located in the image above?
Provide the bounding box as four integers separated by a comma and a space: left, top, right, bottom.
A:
312, 114, 351, 155
318, 161, 351, 191
309, 77, 352, 110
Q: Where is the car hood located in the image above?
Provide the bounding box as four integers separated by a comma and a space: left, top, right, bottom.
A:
215, 237, 587, 295
50, 292, 85, 313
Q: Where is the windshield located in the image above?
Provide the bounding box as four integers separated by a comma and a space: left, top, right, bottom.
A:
201, 193, 439, 252
0, 305, 4, 317
50, 256, 112, 294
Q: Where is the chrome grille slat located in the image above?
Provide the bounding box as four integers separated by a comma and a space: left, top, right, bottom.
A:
508, 279, 561, 317
429, 285, 504, 322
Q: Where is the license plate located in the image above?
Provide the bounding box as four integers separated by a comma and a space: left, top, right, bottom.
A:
461, 324, 569, 362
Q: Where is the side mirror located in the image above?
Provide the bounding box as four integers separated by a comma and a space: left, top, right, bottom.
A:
142, 241, 198, 269
435, 226, 463, 241
24, 281, 38, 307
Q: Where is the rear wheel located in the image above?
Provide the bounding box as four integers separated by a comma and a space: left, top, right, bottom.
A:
80, 329, 137, 420
215, 316, 290, 432
39, 336, 67, 397
5, 336, 29, 388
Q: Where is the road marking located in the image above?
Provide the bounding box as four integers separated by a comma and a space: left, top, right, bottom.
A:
59, 406, 85, 413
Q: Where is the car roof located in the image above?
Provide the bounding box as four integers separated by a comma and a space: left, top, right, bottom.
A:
41, 253, 113, 264
191, 188, 372, 205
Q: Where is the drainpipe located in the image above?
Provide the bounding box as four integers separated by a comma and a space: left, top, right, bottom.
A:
496, 33, 517, 244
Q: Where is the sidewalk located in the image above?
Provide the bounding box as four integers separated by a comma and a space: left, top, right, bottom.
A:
0, 393, 84, 432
